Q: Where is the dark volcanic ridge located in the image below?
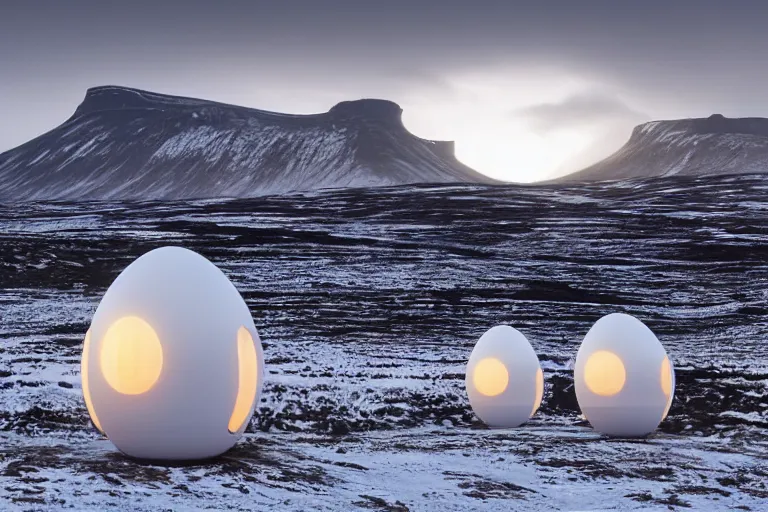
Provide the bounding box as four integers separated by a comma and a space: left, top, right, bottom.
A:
559, 114, 768, 181
0, 86, 497, 202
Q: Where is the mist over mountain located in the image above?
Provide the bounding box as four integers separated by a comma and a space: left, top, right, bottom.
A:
0, 86, 497, 202
558, 114, 768, 181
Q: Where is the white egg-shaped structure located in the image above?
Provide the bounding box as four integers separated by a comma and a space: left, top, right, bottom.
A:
465, 325, 544, 428
574, 312, 675, 437
80, 246, 265, 460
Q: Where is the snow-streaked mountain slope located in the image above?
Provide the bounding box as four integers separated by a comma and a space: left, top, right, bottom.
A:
559, 114, 768, 181
0, 86, 497, 201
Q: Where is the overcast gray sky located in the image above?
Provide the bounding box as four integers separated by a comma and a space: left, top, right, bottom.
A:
2, 0, 766, 182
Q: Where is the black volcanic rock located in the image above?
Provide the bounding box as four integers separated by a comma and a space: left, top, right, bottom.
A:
0, 86, 497, 202
558, 114, 768, 181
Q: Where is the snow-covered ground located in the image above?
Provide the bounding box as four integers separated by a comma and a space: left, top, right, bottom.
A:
0, 175, 766, 510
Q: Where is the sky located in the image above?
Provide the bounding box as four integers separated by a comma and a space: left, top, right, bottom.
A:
2, 0, 767, 182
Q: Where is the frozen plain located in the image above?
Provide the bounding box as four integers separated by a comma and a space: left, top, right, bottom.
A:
0, 174, 766, 510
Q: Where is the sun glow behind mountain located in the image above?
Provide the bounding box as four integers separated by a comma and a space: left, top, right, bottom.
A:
399, 69, 614, 183
452, 122, 594, 183
402, 101, 597, 184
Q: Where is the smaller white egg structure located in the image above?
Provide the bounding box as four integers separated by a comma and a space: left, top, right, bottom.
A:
80, 246, 265, 461
465, 325, 544, 428
574, 313, 675, 437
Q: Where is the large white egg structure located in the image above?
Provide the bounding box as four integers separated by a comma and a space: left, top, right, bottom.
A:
80, 246, 265, 460
574, 313, 675, 437
465, 325, 544, 427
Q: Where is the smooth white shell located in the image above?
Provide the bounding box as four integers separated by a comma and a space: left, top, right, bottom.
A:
465, 325, 543, 428
82, 246, 265, 460
574, 313, 674, 437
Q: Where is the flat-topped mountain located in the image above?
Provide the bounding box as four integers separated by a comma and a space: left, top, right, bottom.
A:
559, 114, 768, 181
0, 86, 497, 201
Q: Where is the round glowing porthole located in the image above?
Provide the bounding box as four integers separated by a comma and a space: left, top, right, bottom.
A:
472, 357, 509, 397
100, 316, 164, 396
660, 355, 675, 421
531, 368, 544, 417
228, 326, 259, 434
81, 329, 104, 433
584, 350, 626, 397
